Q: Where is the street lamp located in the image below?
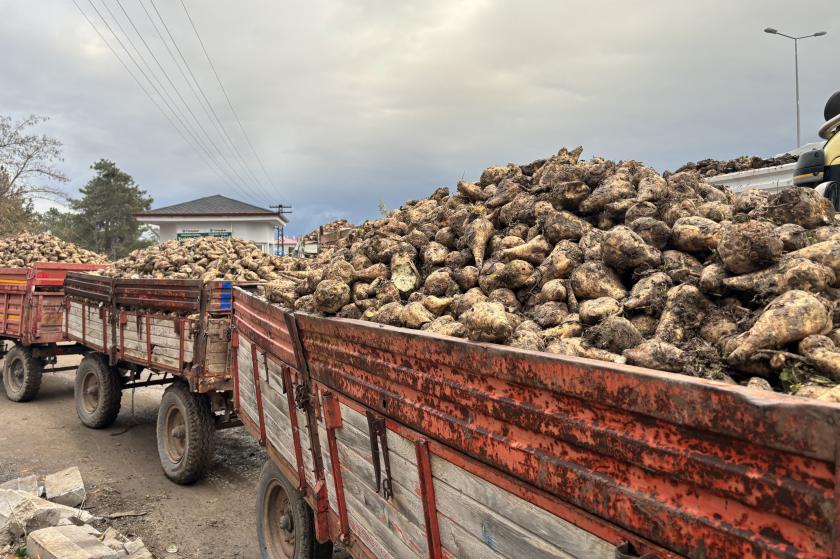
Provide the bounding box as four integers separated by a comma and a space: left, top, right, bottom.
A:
764, 27, 828, 148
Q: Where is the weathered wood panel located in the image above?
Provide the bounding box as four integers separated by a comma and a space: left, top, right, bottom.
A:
236, 337, 261, 429
318, 402, 426, 559
431, 455, 614, 559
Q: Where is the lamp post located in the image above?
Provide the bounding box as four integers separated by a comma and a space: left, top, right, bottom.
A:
764, 28, 828, 148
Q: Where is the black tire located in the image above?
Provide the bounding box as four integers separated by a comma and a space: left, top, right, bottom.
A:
256, 461, 332, 559
156, 382, 215, 485
2, 344, 43, 402
74, 353, 122, 428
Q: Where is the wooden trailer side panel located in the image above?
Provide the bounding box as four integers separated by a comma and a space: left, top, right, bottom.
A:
66, 300, 106, 352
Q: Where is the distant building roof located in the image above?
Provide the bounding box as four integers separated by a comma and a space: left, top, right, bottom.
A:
135, 195, 281, 218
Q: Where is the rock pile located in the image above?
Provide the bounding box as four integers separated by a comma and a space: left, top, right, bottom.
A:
676, 153, 798, 177
0, 233, 107, 267
0, 468, 153, 558
259, 146, 840, 398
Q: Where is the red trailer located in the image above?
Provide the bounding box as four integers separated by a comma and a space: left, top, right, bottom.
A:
0, 263, 105, 402
231, 286, 840, 559
63, 272, 239, 484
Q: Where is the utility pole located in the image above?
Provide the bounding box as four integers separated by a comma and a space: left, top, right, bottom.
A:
764, 28, 828, 148
270, 204, 292, 255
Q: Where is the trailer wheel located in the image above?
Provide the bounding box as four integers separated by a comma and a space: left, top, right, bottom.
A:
156, 382, 215, 485
2, 344, 43, 402
74, 353, 122, 428
257, 461, 331, 559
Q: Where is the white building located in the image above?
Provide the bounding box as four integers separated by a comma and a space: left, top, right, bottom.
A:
134, 195, 288, 254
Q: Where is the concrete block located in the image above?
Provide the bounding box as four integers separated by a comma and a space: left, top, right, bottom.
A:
0, 474, 39, 495
101, 527, 126, 551
45, 467, 86, 507
0, 489, 94, 545
27, 525, 123, 559
123, 538, 154, 559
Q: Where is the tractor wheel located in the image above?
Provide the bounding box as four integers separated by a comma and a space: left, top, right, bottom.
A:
156, 382, 215, 485
74, 353, 122, 428
2, 344, 43, 402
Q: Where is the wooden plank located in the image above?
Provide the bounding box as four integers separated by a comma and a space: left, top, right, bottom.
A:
340, 403, 417, 464
338, 452, 428, 558
263, 394, 297, 469
341, 478, 423, 559
318, 424, 340, 514
333, 418, 419, 495
436, 515, 507, 559
332, 428, 424, 529
430, 456, 614, 559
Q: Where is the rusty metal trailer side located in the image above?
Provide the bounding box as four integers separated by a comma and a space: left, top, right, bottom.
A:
0, 263, 105, 346
63, 273, 234, 392
1, 264, 106, 402
232, 287, 840, 559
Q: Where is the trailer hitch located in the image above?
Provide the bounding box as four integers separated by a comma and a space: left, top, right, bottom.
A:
366, 411, 393, 500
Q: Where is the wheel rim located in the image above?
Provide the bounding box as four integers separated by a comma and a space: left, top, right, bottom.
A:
8, 359, 24, 392
164, 405, 187, 464
81, 370, 101, 413
263, 479, 296, 558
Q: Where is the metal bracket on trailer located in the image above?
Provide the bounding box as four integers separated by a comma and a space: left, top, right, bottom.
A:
365, 410, 393, 501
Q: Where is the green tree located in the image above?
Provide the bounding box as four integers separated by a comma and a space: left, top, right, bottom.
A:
70, 160, 153, 259
38, 207, 81, 242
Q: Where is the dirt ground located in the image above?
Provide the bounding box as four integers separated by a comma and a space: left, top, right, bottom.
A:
0, 356, 266, 559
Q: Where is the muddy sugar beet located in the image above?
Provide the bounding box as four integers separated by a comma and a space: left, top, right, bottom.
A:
254, 146, 840, 398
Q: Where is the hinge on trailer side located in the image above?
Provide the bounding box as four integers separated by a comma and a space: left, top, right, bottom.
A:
294, 383, 309, 410
366, 411, 393, 500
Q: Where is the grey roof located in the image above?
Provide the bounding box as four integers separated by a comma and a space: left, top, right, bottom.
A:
137, 195, 276, 216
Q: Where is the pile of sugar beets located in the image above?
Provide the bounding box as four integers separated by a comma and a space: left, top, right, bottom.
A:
0, 233, 107, 267
260, 147, 840, 399
96, 237, 302, 282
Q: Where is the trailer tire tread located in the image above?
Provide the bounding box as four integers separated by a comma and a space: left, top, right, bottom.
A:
156, 382, 215, 485
256, 460, 331, 559
2, 344, 43, 402
74, 353, 122, 428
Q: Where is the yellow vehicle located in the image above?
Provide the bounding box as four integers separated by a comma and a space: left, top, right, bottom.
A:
794, 91, 840, 206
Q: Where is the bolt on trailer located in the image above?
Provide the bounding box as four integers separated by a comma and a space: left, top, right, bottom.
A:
0, 263, 106, 402
231, 286, 840, 559
63, 272, 240, 484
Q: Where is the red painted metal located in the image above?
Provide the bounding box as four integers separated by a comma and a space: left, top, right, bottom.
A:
415, 439, 443, 559
250, 341, 267, 445
312, 479, 331, 544
293, 313, 840, 559
0, 263, 104, 345
282, 364, 308, 490
320, 390, 350, 539
231, 330, 240, 413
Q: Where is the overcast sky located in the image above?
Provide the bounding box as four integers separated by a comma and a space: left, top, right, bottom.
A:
1, 0, 838, 234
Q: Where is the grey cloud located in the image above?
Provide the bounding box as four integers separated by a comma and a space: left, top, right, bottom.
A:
0, 0, 837, 234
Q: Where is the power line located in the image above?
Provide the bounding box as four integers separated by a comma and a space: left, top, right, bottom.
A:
177, 0, 278, 195
138, 0, 273, 202
83, 0, 247, 194
73, 0, 247, 195
107, 0, 266, 203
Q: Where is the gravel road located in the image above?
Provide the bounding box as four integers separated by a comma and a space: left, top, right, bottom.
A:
0, 356, 266, 558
